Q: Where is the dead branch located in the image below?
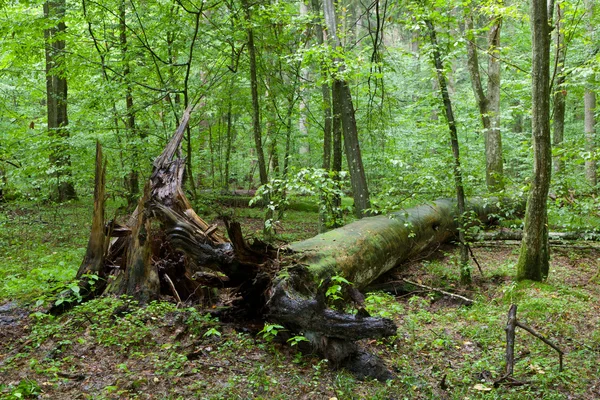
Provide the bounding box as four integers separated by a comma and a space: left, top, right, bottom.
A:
496, 304, 564, 386
402, 279, 474, 305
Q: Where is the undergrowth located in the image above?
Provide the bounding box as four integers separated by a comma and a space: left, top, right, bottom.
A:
1, 199, 599, 398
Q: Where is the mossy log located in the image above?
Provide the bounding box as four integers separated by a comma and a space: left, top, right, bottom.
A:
287, 199, 504, 289
65, 109, 516, 379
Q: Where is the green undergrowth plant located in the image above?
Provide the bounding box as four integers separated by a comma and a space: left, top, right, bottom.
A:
251, 168, 352, 236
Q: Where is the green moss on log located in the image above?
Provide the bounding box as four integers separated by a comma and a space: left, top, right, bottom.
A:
289, 198, 508, 288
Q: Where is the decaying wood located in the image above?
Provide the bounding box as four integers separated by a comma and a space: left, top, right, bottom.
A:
50, 142, 107, 314
478, 230, 600, 242
66, 108, 521, 379
496, 304, 564, 386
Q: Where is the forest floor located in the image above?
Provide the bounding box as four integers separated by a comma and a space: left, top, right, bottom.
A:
1, 199, 600, 399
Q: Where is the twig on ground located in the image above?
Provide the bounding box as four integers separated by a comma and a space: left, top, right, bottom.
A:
401, 279, 474, 305
466, 244, 484, 276
164, 273, 182, 305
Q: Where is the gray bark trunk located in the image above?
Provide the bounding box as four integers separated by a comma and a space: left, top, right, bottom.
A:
585, 90, 597, 187
516, 0, 552, 281
426, 19, 470, 284
311, 0, 333, 170
552, 2, 566, 173
465, 12, 503, 192
119, 1, 139, 205
243, 0, 268, 186
323, 0, 371, 218
44, 0, 76, 202
486, 14, 504, 191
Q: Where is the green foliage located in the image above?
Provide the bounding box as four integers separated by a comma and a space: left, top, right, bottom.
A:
1, 379, 41, 399
251, 168, 351, 233
258, 323, 285, 342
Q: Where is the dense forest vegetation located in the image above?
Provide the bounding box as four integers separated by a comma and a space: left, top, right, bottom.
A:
1, 0, 597, 215
1, 0, 600, 398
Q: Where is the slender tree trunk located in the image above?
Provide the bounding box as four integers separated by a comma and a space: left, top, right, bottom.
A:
584, 0, 597, 188
119, 0, 140, 206
486, 13, 504, 190
516, 0, 552, 281
298, 1, 310, 156
465, 12, 503, 192
313, 0, 333, 171
224, 100, 233, 190
585, 90, 597, 187
338, 80, 370, 217
552, 2, 566, 173
322, 0, 370, 218
426, 19, 470, 284
321, 83, 333, 170
283, 97, 294, 179
44, 0, 76, 202
243, 0, 268, 186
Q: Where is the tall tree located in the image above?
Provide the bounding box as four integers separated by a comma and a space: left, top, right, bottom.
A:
312, 0, 333, 171
323, 0, 371, 218
516, 0, 552, 281
465, 6, 504, 192
44, 0, 76, 201
119, 0, 140, 206
552, 1, 567, 173
425, 18, 470, 285
584, 0, 597, 188
242, 0, 268, 187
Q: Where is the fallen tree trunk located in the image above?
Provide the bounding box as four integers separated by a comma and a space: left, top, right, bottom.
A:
62, 109, 518, 379
287, 198, 508, 289
477, 229, 600, 242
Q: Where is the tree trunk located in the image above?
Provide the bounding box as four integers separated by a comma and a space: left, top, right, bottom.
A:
584, 0, 597, 187
426, 19, 470, 284
465, 12, 503, 192
552, 2, 566, 173
243, 0, 268, 186
516, 0, 552, 281
338, 79, 371, 217
44, 0, 76, 202
323, 0, 371, 218
119, 0, 140, 207
224, 73, 235, 190
585, 89, 597, 187
311, 0, 333, 170
486, 13, 504, 191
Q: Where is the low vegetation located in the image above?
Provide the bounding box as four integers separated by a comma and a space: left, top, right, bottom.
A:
1, 200, 599, 399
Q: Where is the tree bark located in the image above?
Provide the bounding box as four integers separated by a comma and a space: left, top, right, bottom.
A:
119, 0, 140, 206
585, 89, 597, 187
322, 0, 371, 218
584, 0, 597, 187
516, 0, 552, 281
44, 0, 76, 202
552, 2, 566, 173
486, 12, 504, 191
425, 19, 470, 284
243, 0, 268, 186
465, 12, 504, 192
